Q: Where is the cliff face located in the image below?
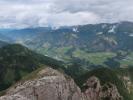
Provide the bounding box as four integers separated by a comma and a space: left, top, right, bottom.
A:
0, 68, 122, 100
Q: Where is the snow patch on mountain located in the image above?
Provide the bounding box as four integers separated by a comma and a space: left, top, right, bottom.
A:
51, 26, 60, 30
73, 27, 79, 32
97, 32, 103, 35
108, 25, 116, 33
129, 34, 133, 37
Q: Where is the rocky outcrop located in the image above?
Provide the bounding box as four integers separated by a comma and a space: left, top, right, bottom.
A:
82, 76, 123, 100
0, 68, 82, 100
0, 68, 122, 100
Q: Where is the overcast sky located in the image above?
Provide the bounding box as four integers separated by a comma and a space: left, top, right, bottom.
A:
0, 0, 133, 28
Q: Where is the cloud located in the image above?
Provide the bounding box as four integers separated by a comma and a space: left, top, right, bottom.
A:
0, 0, 133, 28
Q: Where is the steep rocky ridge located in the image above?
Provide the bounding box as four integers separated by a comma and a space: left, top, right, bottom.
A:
0, 67, 122, 100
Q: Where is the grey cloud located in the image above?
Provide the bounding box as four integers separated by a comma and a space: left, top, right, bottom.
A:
0, 0, 133, 28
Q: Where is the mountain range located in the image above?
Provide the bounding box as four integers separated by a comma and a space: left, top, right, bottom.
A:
0, 21, 133, 100
1, 21, 133, 51
0, 21, 133, 68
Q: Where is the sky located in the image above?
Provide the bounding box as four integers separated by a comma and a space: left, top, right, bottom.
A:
0, 0, 133, 28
